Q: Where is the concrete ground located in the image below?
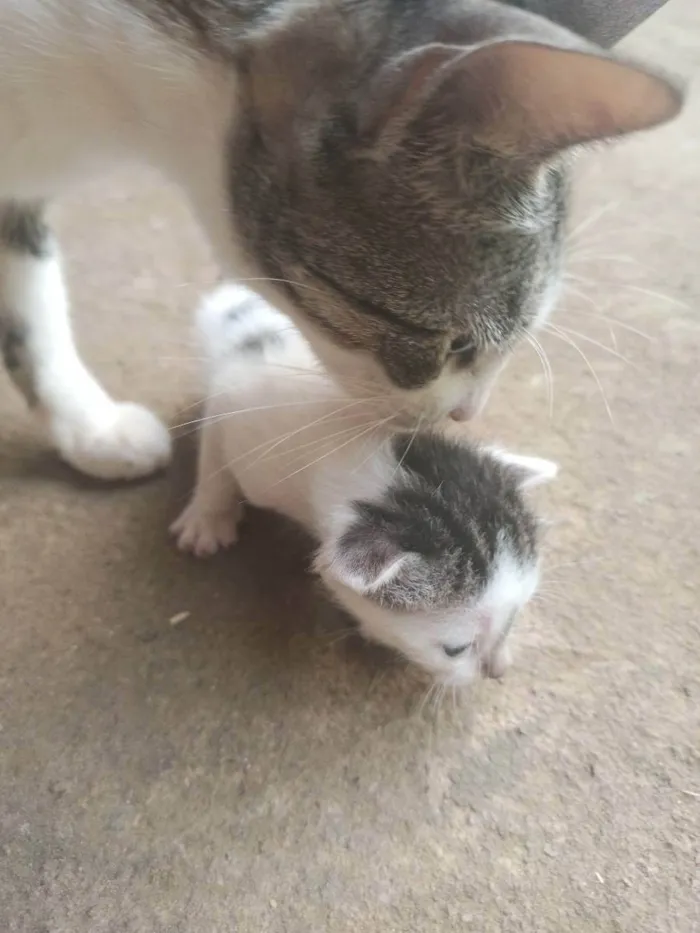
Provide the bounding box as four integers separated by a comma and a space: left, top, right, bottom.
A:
1, 3, 699, 931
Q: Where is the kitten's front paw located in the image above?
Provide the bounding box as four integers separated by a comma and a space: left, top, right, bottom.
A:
170, 500, 241, 557
52, 402, 172, 480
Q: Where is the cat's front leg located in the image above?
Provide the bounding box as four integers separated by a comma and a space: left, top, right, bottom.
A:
0, 201, 171, 479
171, 415, 243, 557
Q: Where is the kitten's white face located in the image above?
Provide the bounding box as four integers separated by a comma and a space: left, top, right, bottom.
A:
320, 545, 539, 686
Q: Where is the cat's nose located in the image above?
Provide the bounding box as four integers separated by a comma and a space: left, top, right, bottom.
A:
449, 386, 490, 422
449, 399, 482, 421
449, 405, 472, 422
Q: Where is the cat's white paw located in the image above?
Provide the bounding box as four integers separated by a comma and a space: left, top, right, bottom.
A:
170, 500, 241, 557
51, 401, 172, 480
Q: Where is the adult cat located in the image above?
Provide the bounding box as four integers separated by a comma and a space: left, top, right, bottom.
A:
0, 0, 681, 479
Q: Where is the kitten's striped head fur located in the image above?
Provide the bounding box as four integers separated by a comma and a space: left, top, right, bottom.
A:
228, 0, 681, 423
315, 432, 557, 685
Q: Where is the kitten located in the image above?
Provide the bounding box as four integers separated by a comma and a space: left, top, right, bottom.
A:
0, 1, 681, 480
172, 284, 557, 684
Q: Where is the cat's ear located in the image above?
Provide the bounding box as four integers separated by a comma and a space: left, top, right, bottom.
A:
489, 449, 558, 489
315, 519, 411, 594
362, 40, 682, 159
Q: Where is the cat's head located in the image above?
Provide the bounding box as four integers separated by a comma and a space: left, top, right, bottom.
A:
314, 433, 556, 685
231, 1, 681, 424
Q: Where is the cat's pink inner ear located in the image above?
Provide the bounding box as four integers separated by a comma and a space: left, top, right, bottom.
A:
454, 41, 683, 158
359, 43, 465, 143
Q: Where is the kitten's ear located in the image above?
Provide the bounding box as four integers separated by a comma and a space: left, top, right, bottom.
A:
490, 449, 558, 489
362, 40, 682, 159
315, 521, 411, 594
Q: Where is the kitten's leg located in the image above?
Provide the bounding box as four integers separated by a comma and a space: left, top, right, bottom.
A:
170, 415, 243, 557
0, 202, 171, 479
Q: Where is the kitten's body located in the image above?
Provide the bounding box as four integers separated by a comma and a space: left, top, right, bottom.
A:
0, 1, 681, 480
172, 284, 556, 684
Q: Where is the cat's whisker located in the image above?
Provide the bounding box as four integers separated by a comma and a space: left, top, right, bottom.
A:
194, 401, 383, 493
525, 333, 555, 418
561, 289, 652, 344
531, 592, 566, 609
433, 683, 448, 719
268, 414, 397, 489
541, 325, 614, 425
155, 355, 209, 363
567, 249, 646, 268
172, 404, 370, 441
233, 275, 330, 299
621, 283, 689, 311
563, 269, 686, 313
236, 401, 388, 475
257, 360, 382, 393
351, 412, 407, 474
543, 322, 632, 366
545, 555, 607, 573
250, 415, 389, 471
566, 200, 620, 246
392, 413, 423, 478
171, 397, 371, 433
415, 682, 438, 720
325, 627, 357, 648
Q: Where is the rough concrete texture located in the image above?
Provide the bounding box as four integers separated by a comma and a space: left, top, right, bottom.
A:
1, 3, 699, 931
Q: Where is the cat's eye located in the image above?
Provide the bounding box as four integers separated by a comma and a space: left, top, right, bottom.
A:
442, 643, 470, 658
449, 337, 477, 365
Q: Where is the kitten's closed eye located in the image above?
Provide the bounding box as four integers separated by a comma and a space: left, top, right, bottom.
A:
442, 643, 470, 658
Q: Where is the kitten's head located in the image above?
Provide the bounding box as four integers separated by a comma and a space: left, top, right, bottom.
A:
231, 1, 681, 424
314, 433, 556, 685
